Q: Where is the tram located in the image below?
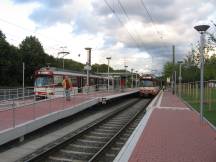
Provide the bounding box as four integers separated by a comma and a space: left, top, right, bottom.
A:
34, 67, 115, 99
139, 74, 160, 97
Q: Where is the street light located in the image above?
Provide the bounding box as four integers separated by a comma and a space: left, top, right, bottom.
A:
124, 65, 128, 88
106, 57, 111, 92
177, 61, 183, 97
131, 68, 134, 88
58, 46, 70, 70
194, 24, 210, 122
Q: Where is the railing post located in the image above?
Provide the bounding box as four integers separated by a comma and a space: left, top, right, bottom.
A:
4, 89, 6, 100
33, 94, 36, 119
49, 95, 51, 113
12, 99, 15, 128
17, 88, 18, 99
9, 89, 10, 100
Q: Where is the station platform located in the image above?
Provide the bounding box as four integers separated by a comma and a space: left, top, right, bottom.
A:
0, 89, 138, 146
115, 91, 216, 162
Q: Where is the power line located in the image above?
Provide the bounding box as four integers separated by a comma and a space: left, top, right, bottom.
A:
140, 0, 163, 39
139, 0, 172, 56
117, 0, 145, 48
103, 0, 141, 49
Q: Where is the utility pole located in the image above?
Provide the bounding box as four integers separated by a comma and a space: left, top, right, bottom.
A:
131, 68, 134, 88
85, 48, 92, 87
135, 70, 138, 88
124, 65, 128, 89
23, 62, 25, 101
177, 61, 183, 97
172, 45, 176, 94
106, 57, 111, 92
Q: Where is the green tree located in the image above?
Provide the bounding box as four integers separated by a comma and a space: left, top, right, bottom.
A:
0, 30, 20, 86
92, 63, 114, 73
19, 36, 47, 85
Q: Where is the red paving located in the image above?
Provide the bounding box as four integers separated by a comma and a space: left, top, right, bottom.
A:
129, 91, 216, 162
0, 91, 124, 132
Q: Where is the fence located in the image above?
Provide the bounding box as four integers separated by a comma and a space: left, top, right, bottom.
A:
0, 84, 136, 132
0, 87, 34, 101
177, 81, 216, 125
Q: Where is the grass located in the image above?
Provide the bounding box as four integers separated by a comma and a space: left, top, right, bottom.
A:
181, 88, 216, 126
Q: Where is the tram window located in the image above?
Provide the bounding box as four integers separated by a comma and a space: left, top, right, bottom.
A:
54, 75, 63, 86
143, 80, 154, 87
35, 76, 53, 87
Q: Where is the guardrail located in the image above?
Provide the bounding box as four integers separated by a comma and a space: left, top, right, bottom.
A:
0, 84, 131, 132
0, 87, 34, 101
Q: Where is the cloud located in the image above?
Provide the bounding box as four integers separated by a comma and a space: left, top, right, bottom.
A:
5, 0, 216, 74
12, 0, 71, 7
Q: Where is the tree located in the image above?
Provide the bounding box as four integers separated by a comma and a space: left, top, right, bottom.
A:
0, 30, 20, 86
92, 64, 114, 73
162, 62, 175, 80
19, 36, 47, 85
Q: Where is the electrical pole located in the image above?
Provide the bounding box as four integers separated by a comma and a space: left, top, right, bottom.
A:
135, 70, 138, 88
85, 48, 92, 87
178, 61, 183, 97
124, 65, 128, 89
106, 57, 111, 92
131, 68, 134, 88
23, 62, 25, 101
172, 45, 176, 94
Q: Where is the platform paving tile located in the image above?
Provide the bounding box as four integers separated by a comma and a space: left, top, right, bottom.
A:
160, 91, 187, 108
129, 91, 216, 162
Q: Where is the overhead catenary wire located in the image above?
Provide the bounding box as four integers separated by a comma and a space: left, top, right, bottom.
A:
140, 0, 163, 40
103, 0, 141, 49
140, 0, 175, 61
117, 0, 145, 48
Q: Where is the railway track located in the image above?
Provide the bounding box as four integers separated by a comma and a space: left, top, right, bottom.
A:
18, 98, 150, 162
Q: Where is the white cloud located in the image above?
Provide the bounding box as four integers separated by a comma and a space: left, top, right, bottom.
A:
1, 0, 216, 75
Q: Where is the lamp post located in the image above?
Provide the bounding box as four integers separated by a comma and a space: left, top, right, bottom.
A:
177, 61, 183, 97
194, 24, 210, 122
131, 68, 134, 88
58, 47, 70, 70
124, 65, 128, 88
106, 57, 111, 92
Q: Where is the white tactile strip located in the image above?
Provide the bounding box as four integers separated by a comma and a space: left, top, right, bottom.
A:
157, 106, 190, 110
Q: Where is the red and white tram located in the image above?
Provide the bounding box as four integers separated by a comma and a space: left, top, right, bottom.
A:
139, 74, 160, 97
34, 67, 115, 99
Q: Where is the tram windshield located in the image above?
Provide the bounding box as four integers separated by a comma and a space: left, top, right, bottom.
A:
142, 80, 154, 87
35, 76, 53, 87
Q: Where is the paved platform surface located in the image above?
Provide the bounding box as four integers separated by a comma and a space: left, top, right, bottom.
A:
128, 91, 216, 162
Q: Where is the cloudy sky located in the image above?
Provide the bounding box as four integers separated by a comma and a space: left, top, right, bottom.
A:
0, 0, 216, 74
